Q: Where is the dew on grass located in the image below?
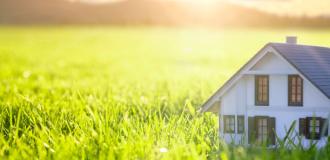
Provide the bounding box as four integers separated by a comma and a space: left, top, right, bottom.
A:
23, 70, 31, 78
159, 147, 168, 153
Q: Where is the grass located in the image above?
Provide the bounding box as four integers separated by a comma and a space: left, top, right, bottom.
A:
1, 26, 330, 159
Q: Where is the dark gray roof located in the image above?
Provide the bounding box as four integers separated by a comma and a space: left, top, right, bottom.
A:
270, 43, 330, 99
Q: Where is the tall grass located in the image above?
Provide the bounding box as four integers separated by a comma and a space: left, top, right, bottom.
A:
0, 26, 330, 159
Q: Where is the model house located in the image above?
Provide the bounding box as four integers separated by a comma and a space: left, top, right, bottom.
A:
201, 37, 330, 147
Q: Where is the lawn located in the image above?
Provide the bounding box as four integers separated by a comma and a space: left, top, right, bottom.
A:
1, 26, 330, 159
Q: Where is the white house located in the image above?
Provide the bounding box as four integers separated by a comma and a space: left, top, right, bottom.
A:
201, 37, 330, 147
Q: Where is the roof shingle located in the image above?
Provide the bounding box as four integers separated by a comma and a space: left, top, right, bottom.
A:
271, 43, 330, 98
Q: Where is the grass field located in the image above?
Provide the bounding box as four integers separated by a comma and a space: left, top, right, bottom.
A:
1, 26, 330, 159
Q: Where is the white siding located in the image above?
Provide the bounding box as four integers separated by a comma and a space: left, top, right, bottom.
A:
269, 75, 287, 107
245, 52, 330, 109
220, 78, 247, 144
221, 83, 237, 115
251, 52, 296, 73
304, 80, 330, 108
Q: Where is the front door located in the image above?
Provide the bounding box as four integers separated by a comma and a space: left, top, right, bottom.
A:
248, 116, 276, 145
256, 117, 269, 144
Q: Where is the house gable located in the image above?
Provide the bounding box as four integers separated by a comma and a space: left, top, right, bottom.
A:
201, 43, 330, 113
200, 44, 274, 113
250, 52, 296, 73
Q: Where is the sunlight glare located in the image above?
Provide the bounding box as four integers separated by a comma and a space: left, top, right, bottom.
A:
179, 0, 220, 6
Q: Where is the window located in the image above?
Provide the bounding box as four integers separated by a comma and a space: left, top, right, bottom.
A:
256, 117, 268, 143
224, 115, 235, 133
288, 75, 303, 106
237, 116, 245, 134
255, 75, 269, 106
309, 118, 320, 135
307, 117, 321, 139
299, 117, 328, 140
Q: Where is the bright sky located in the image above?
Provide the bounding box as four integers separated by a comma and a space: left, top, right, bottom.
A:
82, 0, 330, 16
230, 0, 330, 16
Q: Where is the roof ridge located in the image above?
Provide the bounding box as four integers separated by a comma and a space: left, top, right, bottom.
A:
269, 42, 330, 50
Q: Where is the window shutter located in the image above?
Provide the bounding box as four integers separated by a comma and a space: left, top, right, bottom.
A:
321, 118, 328, 136
237, 116, 244, 134
268, 117, 276, 145
219, 116, 222, 133
306, 117, 311, 139
299, 118, 306, 136
248, 117, 255, 144
315, 117, 321, 140
223, 116, 227, 133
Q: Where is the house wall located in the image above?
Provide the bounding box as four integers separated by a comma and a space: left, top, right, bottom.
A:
251, 52, 296, 73
219, 50, 330, 147
220, 77, 247, 144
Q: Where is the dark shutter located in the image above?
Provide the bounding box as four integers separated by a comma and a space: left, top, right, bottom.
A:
268, 117, 276, 145
223, 116, 227, 133
237, 115, 245, 134
315, 117, 321, 140
288, 75, 293, 105
306, 117, 311, 139
248, 117, 255, 144
299, 118, 306, 136
321, 118, 328, 136
219, 116, 221, 133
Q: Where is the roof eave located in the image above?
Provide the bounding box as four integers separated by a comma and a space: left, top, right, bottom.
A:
200, 43, 273, 113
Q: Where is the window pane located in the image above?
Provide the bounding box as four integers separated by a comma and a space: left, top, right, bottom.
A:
262, 86, 267, 94
263, 126, 267, 133
258, 127, 262, 134
308, 118, 321, 135
224, 116, 236, 133
297, 86, 301, 94
315, 120, 320, 126
258, 89, 263, 101
292, 77, 296, 85
297, 78, 301, 86
315, 127, 320, 133
263, 119, 267, 125
296, 95, 301, 102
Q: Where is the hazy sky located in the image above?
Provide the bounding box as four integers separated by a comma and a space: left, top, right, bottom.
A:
230, 0, 330, 16
83, 0, 330, 16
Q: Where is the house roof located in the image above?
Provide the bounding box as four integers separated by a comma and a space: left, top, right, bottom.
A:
271, 43, 330, 99
201, 42, 330, 112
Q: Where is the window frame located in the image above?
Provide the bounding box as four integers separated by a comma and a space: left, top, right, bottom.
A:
255, 75, 269, 106
237, 115, 245, 134
288, 75, 303, 106
223, 115, 235, 134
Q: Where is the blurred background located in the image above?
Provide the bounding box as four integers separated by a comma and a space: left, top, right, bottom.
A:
1, 0, 330, 27
2, 1, 330, 159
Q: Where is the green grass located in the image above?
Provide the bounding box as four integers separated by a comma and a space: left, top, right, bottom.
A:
1, 26, 330, 159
